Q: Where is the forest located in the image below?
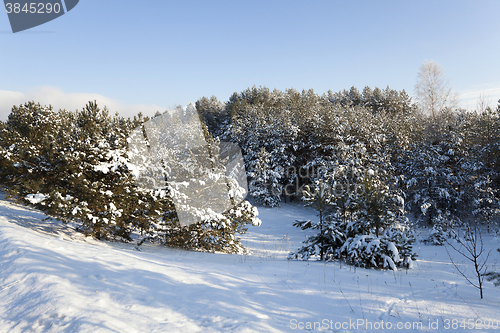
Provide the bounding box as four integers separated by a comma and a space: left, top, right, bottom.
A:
1, 84, 500, 275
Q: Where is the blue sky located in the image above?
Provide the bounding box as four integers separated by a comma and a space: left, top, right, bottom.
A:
1, 0, 500, 119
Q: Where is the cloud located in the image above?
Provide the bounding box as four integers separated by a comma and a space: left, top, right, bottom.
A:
0, 86, 165, 121
458, 86, 500, 110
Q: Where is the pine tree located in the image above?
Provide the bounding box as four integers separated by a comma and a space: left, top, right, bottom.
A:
290, 139, 415, 269
291, 180, 333, 260
403, 113, 464, 228
248, 147, 281, 207
129, 107, 262, 253
0, 102, 72, 202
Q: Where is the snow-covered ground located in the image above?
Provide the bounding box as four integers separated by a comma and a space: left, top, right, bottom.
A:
1, 197, 500, 333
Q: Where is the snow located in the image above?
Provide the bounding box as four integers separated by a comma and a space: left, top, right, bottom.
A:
387, 241, 400, 260
24, 193, 49, 205
1, 198, 500, 332
421, 202, 432, 215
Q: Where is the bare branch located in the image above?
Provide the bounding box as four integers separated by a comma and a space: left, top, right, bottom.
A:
415, 60, 458, 118
445, 221, 490, 299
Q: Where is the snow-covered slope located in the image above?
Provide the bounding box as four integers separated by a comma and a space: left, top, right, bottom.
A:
1, 199, 500, 332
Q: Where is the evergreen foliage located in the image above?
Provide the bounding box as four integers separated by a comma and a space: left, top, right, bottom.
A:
2, 89, 500, 263
486, 248, 500, 287
193, 88, 500, 260
0, 101, 260, 253
288, 141, 416, 270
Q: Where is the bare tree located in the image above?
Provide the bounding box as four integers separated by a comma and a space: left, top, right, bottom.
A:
445, 221, 491, 299
414, 60, 458, 118
476, 93, 492, 114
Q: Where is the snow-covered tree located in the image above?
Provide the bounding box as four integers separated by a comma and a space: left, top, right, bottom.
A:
486, 248, 500, 287
0, 101, 260, 252
148, 119, 261, 253
290, 180, 334, 261
414, 60, 458, 118
290, 138, 415, 269
402, 113, 465, 228
248, 147, 282, 207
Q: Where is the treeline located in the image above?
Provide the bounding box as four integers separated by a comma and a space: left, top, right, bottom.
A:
197, 86, 500, 247
1, 85, 499, 262
0, 101, 260, 253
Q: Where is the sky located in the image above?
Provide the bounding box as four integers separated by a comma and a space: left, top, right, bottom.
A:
1, 0, 500, 120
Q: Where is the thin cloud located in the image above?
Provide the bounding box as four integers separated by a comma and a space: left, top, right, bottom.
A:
0, 86, 165, 121
458, 86, 500, 110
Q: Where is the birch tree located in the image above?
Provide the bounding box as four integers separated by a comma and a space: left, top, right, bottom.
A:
415, 60, 457, 118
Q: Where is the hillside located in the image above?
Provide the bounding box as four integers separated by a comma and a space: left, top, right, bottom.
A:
1, 197, 500, 332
